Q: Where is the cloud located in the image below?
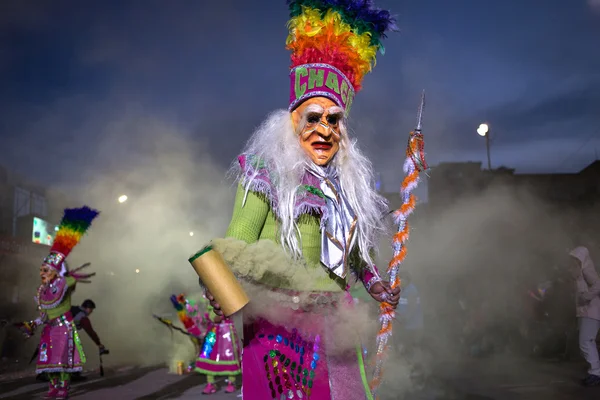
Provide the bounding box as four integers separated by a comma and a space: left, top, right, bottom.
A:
482, 81, 600, 133
4, 0, 600, 187
79, 3, 237, 72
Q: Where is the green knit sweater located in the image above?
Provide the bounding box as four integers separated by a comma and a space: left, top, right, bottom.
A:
225, 184, 346, 292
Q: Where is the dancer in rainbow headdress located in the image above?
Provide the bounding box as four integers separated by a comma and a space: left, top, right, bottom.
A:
193, 299, 242, 395
196, 1, 400, 398
158, 294, 241, 394
18, 206, 99, 399
170, 294, 206, 341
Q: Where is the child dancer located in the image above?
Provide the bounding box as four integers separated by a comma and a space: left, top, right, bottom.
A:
194, 303, 241, 394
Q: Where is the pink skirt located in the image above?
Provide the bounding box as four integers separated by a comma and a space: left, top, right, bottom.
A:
36, 312, 85, 374
241, 298, 373, 400
194, 319, 242, 376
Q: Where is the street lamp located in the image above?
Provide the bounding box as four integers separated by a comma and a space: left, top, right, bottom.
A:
118, 195, 128, 204
477, 123, 492, 170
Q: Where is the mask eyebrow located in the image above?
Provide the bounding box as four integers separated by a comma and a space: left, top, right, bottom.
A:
303, 104, 325, 116
327, 106, 344, 116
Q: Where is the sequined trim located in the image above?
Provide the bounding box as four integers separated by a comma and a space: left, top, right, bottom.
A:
365, 275, 382, 292
237, 154, 328, 221
36, 313, 86, 375
290, 90, 344, 113
260, 328, 322, 399
43, 251, 65, 270
36, 366, 83, 374
37, 278, 68, 310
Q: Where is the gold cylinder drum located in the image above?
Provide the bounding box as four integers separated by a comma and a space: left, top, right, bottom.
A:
188, 246, 249, 317
176, 361, 184, 375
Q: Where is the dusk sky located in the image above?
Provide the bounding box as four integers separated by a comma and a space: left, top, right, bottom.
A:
1, 0, 599, 194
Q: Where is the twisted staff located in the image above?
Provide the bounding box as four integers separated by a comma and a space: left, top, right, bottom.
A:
152, 314, 196, 338
371, 91, 428, 398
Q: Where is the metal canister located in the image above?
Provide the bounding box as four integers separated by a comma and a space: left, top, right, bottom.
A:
176, 361, 184, 375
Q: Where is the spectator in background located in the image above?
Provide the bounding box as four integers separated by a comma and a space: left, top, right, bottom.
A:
569, 246, 600, 387
70, 299, 108, 380
71, 299, 105, 352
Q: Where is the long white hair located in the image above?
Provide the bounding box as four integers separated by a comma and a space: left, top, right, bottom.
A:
230, 109, 388, 267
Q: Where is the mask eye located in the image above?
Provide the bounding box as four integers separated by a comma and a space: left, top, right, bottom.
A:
306, 113, 321, 124
326, 115, 340, 126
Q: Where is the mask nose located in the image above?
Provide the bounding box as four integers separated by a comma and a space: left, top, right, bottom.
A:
315, 122, 332, 138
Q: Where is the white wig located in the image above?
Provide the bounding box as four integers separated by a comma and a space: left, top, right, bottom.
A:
230, 109, 388, 267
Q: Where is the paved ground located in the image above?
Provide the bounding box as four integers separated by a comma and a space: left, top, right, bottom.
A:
0, 367, 240, 400
437, 355, 600, 400
0, 356, 598, 399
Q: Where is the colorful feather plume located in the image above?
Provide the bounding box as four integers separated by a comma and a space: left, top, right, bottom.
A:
67, 262, 96, 282
50, 206, 100, 258
170, 294, 203, 337
171, 294, 193, 330
286, 0, 397, 91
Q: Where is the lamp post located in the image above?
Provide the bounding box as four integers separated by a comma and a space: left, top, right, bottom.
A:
477, 123, 492, 170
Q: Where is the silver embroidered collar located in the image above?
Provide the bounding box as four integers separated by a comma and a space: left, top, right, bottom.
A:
305, 163, 358, 279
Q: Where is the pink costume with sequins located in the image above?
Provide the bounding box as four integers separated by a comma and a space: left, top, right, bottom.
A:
35, 276, 85, 375
194, 305, 242, 377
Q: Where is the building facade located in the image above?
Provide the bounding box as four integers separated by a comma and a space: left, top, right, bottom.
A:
426, 160, 600, 259
0, 164, 68, 357
427, 160, 600, 209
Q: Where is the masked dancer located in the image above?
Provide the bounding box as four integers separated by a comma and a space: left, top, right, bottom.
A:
199, 1, 400, 398
21, 207, 99, 399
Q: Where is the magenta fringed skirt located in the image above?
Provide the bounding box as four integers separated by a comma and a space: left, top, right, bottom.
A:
194, 319, 242, 376
241, 292, 373, 400
36, 312, 85, 374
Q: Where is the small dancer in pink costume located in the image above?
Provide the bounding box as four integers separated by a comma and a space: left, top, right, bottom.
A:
194, 303, 242, 394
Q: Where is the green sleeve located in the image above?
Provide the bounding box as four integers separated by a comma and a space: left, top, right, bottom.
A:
225, 184, 269, 244
65, 276, 76, 288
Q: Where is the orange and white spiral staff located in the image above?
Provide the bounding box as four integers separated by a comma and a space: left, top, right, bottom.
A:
371, 91, 428, 398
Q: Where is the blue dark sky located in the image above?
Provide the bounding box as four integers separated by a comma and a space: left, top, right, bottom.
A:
1, 0, 599, 193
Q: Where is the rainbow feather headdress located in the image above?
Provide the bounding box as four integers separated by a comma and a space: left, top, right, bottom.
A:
286, 0, 397, 114
42, 206, 100, 271
170, 294, 204, 337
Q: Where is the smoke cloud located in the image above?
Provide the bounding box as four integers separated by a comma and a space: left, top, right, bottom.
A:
372, 176, 595, 397
35, 99, 238, 371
